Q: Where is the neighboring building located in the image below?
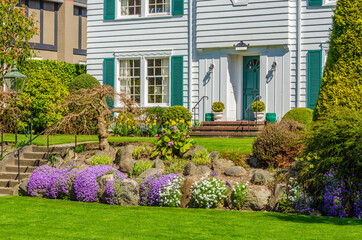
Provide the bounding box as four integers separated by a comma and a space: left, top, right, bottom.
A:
24, 0, 87, 64
87, 0, 336, 121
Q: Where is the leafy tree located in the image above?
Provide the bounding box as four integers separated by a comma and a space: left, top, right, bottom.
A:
314, 0, 362, 119
0, 0, 38, 80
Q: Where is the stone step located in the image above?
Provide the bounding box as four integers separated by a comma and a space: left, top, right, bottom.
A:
202, 121, 265, 126
22, 152, 49, 160
0, 187, 12, 195
5, 165, 37, 174
0, 180, 18, 188
32, 145, 66, 153
12, 158, 48, 167
190, 131, 259, 137
0, 172, 31, 181
192, 126, 263, 132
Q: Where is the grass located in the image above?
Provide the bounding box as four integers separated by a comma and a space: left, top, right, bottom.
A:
3, 134, 255, 153
0, 196, 360, 240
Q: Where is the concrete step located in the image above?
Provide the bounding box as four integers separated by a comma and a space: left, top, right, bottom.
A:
192, 126, 263, 132
0, 172, 31, 181
202, 121, 265, 126
22, 152, 49, 160
190, 131, 258, 137
32, 145, 66, 153
0, 187, 12, 195
5, 165, 37, 174
0, 180, 18, 188
12, 158, 48, 167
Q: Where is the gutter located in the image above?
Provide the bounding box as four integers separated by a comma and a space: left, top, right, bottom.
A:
188, 0, 193, 111
296, 0, 301, 107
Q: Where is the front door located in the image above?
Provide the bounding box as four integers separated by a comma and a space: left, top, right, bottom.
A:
243, 56, 260, 120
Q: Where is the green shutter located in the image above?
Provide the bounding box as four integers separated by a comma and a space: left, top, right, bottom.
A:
103, 58, 115, 108
104, 0, 115, 20
171, 56, 184, 106
172, 0, 184, 15
309, 0, 323, 6
307, 50, 322, 110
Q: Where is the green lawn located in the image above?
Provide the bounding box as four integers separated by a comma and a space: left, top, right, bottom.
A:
3, 134, 254, 153
0, 196, 360, 240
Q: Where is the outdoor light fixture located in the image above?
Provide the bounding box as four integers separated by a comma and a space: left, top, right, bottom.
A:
271, 61, 277, 72
209, 64, 215, 73
3, 61, 27, 94
234, 41, 250, 51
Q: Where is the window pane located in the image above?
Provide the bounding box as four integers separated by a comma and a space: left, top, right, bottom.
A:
119, 59, 141, 103
147, 58, 169, 104
149, 0, 170, 13
121, 0, 141, 16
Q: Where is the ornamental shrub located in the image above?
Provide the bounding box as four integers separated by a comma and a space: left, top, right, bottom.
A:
314, 0, 362, 119
91, 155, 112, 166
252, 101, 265, 112
69, 74, 100, 91
46, 166, 78, 199
27, 166, 58, 197
139, 174, 183, 207
191, 178, 227, 209
132, 160, 153, 177
151, 121, 193, 160
211, 102, 225, 112
133, 145, 153, 160
252, 119, 305, 167
73, 165, 126, 202
192, 149, 212, 166
232, 182, 248, 210
161, 106, 192, 125
282, 108, 314, 125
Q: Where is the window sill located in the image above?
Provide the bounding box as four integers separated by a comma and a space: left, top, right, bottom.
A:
115, 13, 172, 21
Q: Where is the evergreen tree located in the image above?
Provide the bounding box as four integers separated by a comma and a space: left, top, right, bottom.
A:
314, 0, 362, 119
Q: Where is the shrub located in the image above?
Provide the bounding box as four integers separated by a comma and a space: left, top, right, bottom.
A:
151, 121, 193, 160
191, 178, 227, 209
192, 149, 212, 166
314, 0, 362, 119
232, 182, 248, 210
133, 145, 153, 160
282, 108, 314, 125
145, 106, 165, 125
112, 114, 142, 137
252, 101, 265, 112
91, 155, 112, 166
211, 102, 225, 112
252, 119, 305, 167
27, 166, 58, 197
73, 165, 126, 202
74, 145, 86, 154
46, 166, 78, 199
139, 174, 183, 207
161, 106, 192, 125
132, 161, 153, 176
164, 158, 189, 175
69, 74, 100, 91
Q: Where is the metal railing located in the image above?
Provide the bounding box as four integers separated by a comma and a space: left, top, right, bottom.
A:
245, 95, 262, 130
192, 96, 209, 123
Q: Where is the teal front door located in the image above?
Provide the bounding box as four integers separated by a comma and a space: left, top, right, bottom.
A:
243, 56, 260, 120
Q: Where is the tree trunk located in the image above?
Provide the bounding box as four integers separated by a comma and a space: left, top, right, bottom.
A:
97, 115, 109, 151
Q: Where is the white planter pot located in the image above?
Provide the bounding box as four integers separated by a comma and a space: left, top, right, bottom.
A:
254, 112, 265, 121
213, 112, 223, 121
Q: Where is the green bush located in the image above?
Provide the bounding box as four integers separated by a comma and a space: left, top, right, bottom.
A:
192, 149, 212, 166
133, 145, 153, 160
132, 161, 153, 176
161, 106, 192, 125
211, 102, 225, 112
314, 0, 362, 119
282, 108, 314, 125
164, 158, 189, 175
145, 107, 165, 125
252, 101, 265, 112
18, 60, 86, 88
69, 74, 100, 91
252, 120, 305, 168
74, 145, 86, 153
91, 155, 112, 165
299, 106, 362, 201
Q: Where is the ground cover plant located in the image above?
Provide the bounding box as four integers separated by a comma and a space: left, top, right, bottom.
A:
90, 155, 112, 165
232, 182, 248, 210
192, 149, 211, 166
191, 178, 227, 209
132, 160, 153, 176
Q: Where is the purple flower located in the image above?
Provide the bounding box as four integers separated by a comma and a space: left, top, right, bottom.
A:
27, 166, 58, 197
210, 171, 217, 177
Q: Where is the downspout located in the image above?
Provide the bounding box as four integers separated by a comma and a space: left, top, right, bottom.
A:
296, 0, 302, 107
188, 0, 193, 111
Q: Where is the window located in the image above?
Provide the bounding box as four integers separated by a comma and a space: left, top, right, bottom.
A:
119, 59, 141, 103
147, 58, 169, 104
120, 0, 141, 16
118, 57, 170, 106
149, 0, 170, 14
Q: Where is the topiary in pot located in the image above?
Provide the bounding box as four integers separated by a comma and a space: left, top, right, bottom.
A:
211, 102, 225, 121
252, 101, 265, 121
161, 106, 192, 125
282, 108, 314, 125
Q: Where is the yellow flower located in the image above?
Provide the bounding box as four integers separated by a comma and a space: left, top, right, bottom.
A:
176, 119, 179, 122
309, 164, 314, 169
300, 157, 304, 161
135, 121, 138, 124
171, 121, 176, 125
153, 122, 156, 126
104, 120, 106, 124
128, 126, 131, 129
165, 121, 169, 125
187, 121, 191, 126
24, 123, 28, 127
307, 156, 311, 161
150, 126, 153, 129
31, 130, 35, 133
120, 115, 123, 119
180, 119, 184, 123
153, 119, 156, 123
199, 121, 202, 125
133, 126, 135, 129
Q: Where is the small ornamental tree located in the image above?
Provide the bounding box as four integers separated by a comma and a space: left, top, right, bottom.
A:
314, 0, 362, 119
0, 0, 38, 80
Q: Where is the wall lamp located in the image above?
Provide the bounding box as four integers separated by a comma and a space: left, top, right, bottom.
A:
271, 61, 277, 72
209, 64, 215, 73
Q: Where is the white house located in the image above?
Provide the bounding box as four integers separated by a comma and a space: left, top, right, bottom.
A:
87, 0, 336, 121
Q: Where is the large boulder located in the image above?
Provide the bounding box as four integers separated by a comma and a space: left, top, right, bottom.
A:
152, 159, 165, 171
242, 186, 271, 211
194, 165, 211, 177
97, 174, 114, 203
251, 170, 274, 185
224, 166, 246, 177
180, 176, 198, 208
209, 151, 220, 162
138, 168, 162, 179
120, 179, 139, 206
52, 155, 65, 168
248, 156, 262, 168
267, 183, 287, 211
115, 145, 135, 173
18, 178, 29, 196
212, 158, 234, 172
183, 162, 196, 176
59, 148, 77, 163
183, 145, 206, 159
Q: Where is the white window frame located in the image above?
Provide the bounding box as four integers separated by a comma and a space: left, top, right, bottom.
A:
116, 0, 172, 19
323, 0, 337, 6
116, 56, 171, 108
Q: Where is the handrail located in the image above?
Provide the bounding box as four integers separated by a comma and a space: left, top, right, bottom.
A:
245, 95, 262, 130
191, 96, 209, 123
